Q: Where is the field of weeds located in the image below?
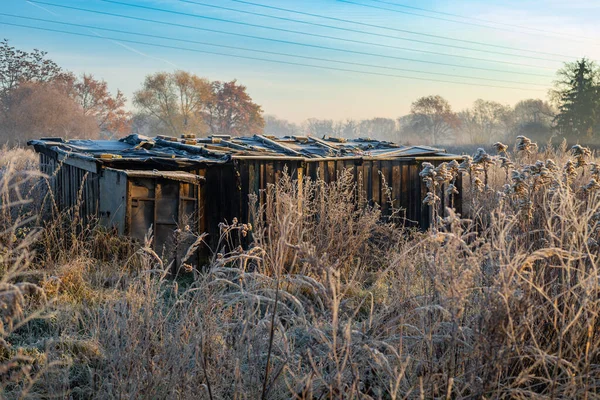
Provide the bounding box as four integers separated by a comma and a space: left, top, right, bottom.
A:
0, 137, 599, 399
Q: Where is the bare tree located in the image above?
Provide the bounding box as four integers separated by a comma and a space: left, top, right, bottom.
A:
410, 95, 460, 145
341, 119, 359, 138
305, 118, 335, 137
459, 99, 512, 144
358, 118, 398, 141
134, 71, 212, 136
264, 115, 300, 136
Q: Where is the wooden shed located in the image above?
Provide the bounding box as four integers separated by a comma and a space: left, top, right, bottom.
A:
29, 134, 463, 259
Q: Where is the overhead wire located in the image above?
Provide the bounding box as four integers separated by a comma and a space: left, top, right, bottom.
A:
0, 13, 551, 87
338, 0, 599, 45
0, 21, 547, 92
94, 0, 560, 72
27, 1, 556, 77
176, 0, 565, 64
358, 0, 600, 43
226, 0, 580, 59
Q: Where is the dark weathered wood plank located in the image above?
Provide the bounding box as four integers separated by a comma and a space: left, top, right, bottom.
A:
392, 162, 401, 214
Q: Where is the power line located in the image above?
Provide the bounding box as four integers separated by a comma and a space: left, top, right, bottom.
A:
360, 0, 599, 43
177, 0, 564, 64
0, 21, 547, 92
100, 0, 559, 72
29, 1, 555, 78
338, 0, 598, 45
0, 13, 551, 87
227, 0, 578, 60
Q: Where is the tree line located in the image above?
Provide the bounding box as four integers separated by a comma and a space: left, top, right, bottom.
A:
266, 97, 555, 146
267, 59, 600, 146
1, 39, 599, 146
267, 58, 600, 147
0, 40, 264, 144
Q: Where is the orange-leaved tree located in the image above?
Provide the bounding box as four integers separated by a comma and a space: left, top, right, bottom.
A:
204, 80, 264, 136
68, 74, 131, 137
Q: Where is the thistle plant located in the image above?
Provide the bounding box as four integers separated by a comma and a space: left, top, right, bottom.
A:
458, 156, 473, 176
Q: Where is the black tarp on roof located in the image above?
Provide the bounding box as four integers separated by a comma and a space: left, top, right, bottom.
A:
29, 134, 460, 167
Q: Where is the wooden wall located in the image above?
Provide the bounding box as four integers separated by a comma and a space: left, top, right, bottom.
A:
39, 153, 100, 226
38, 152, 463, 258
199, 157, 463, 250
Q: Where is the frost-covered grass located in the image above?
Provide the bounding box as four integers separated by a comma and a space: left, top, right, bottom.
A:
1, 138, 599, 399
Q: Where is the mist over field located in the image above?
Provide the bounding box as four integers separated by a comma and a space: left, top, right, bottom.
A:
1, 0, 600, 398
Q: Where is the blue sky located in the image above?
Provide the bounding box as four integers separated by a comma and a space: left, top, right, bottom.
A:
2, 0, 600, 122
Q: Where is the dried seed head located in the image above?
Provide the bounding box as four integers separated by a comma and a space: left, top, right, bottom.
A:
571, 144, 591, 158
423, 192, 440, 206
564, 160, 577, 183
537, 167, 553, 185
434, 163, 453, 183
590, 162, 600, 179
545, 159, 558, 172
510, 171, 529, 197
499, 157, 514, 170
473, 148, 494, 167
419, 162, 436, 179
473, 177, 485, 192
571, 145, 592, 169
493, 142, 509, 154
445, 183, 459, 196
517, 198, 534, 221
516, 136, 537, 154
583, 178, 600, 192
447, 159, 460, 175
458, 156, 472, 173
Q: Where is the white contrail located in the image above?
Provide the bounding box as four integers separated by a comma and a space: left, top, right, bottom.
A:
88, 29, 179, 68
25, 0, 179, 68
25, 1, 60, 16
